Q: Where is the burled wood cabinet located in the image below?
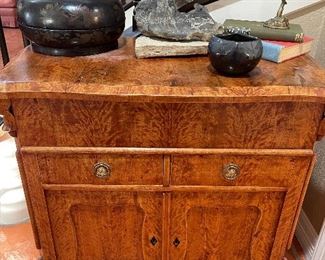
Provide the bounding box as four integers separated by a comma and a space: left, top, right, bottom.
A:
1, 38, 325, 259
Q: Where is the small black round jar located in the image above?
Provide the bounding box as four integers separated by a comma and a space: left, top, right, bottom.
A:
17, 0, 125, 56
208, 33, 263, 76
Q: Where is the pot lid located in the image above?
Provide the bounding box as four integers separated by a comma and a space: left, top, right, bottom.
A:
17, 0, 125, 30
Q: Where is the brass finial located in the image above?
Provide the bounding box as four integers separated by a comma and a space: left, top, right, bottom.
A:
264, 0, 289, 30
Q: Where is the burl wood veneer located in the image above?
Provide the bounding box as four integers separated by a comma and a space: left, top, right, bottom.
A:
1, 37, 325, 260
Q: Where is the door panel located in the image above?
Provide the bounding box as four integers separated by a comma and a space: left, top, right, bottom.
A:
170, 152, 313, 259
45, 190, 162, 260
169, 191, 285, 260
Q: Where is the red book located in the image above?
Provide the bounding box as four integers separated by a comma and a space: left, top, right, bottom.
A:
262, 36, 314, 63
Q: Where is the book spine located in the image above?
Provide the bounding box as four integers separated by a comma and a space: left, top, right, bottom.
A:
261, 41, 282, 63
224, 20, 304, 42
252, 29, 304, 43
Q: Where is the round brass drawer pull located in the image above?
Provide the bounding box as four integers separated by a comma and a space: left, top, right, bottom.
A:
93, 162, 112, 179
223, 163, 240, 181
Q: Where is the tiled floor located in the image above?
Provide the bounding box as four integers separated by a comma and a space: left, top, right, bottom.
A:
0, 223, 40, 260
0, 221, 305, 259
0, 28, 306, 260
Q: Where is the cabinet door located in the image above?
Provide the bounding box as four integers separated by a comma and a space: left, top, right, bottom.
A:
169, 190, 286, 260
170, 152, 313, 259
45, 190, 163, 260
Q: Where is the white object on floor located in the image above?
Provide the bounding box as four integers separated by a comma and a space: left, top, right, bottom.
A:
312, 220, 325, 260
0, 188, 29, 225
0, 137, 21, 191
296, 210, 318, 260
135, 36, 209, 58
0, 137, 16, 158
0, 173, 22, 191
0, 137, 29, 225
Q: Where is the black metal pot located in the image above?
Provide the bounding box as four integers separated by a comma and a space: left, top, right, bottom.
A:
17, 0, 125, 56
208, 33, 263, 76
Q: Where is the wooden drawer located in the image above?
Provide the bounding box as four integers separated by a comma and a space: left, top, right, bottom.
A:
12, 99, 323, 149
35, 152, 164, 185
171, 151, 313, 187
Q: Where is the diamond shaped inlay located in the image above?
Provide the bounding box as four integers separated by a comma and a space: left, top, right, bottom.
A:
173, 238, 180, 247
150, 236, 158, 246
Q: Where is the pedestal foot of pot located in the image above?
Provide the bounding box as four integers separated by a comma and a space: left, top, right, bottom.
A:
31, 41, 119, 57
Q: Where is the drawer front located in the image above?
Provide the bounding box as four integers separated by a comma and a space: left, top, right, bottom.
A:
36, 153, 164, 185
171, 153, 312, 187
13, 99, 323, 149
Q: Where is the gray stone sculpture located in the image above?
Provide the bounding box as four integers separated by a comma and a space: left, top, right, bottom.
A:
134, 0, 222, 41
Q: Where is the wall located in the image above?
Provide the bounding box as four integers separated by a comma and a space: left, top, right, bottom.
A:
124, 0, 323, 30
208, 0, 325, 67
288, 2, 325, 67
207, 0, 321, 23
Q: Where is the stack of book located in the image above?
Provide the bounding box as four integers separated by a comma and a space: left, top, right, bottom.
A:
223, 19, 313, 63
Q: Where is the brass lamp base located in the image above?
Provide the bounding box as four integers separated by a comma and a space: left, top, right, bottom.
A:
264, 16, 290, 30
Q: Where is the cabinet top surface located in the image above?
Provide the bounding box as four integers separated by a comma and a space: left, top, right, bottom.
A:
1, 36, 325, 103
